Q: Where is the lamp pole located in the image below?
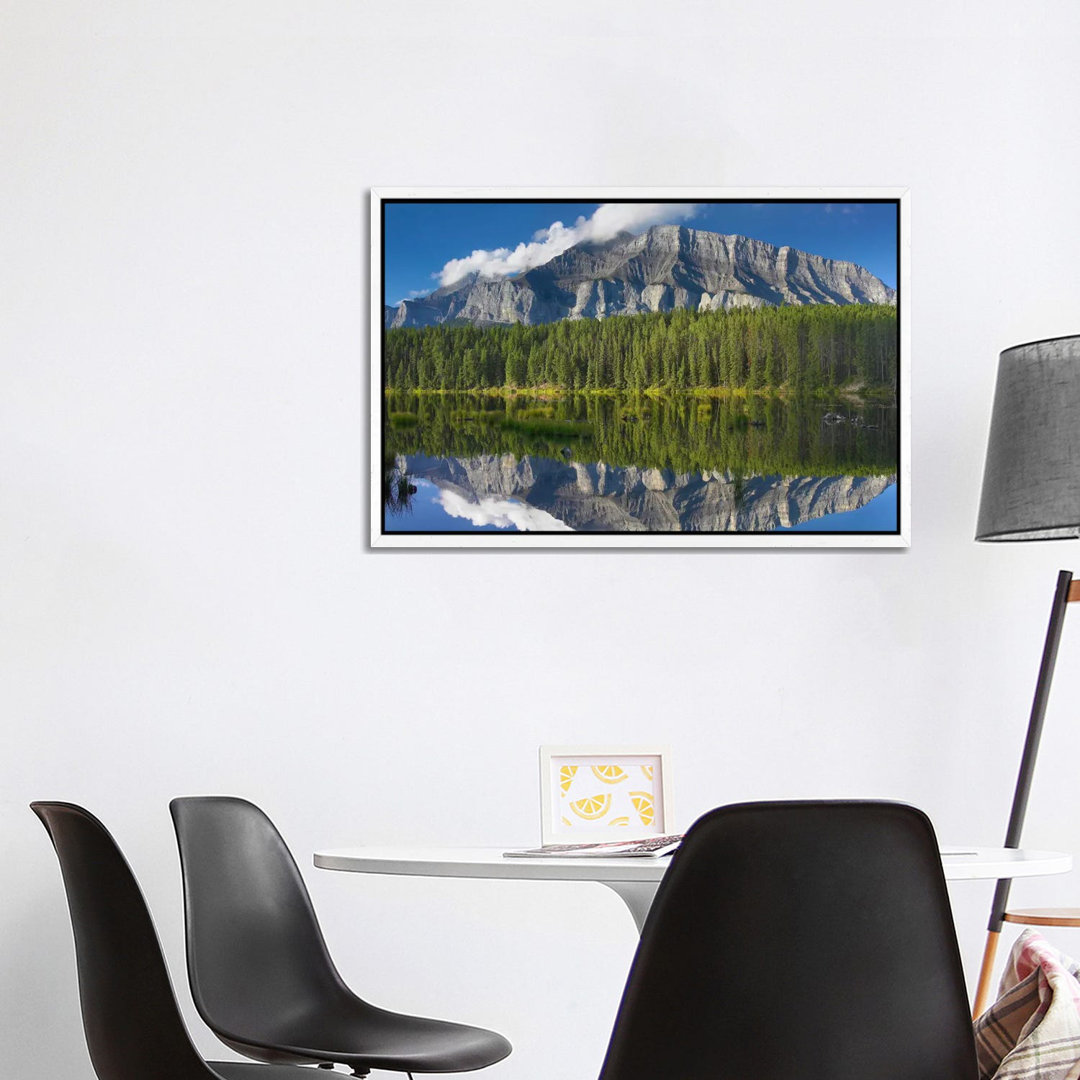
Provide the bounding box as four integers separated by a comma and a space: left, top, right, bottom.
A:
971, 569, 1077, 1017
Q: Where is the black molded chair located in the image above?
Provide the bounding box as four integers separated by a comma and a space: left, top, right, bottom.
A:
31, 801, 315, 1080
598, 800, 979, 1080
169, 796, 511, 1077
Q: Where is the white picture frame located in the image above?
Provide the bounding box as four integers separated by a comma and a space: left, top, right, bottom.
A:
539, 745, 673, 845
371, 186, 910, 548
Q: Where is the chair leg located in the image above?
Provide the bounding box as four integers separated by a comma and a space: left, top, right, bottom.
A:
973, 928, 1001, 1019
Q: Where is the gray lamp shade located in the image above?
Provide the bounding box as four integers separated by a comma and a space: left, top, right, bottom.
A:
976, 335, 1080, 541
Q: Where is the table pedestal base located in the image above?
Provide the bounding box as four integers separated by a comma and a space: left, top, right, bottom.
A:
600, 881, 659, 935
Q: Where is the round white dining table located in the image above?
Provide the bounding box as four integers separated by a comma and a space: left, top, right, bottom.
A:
314, 845, 1073, 934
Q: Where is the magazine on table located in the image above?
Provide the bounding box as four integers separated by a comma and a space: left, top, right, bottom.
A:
504, 834, 683, 859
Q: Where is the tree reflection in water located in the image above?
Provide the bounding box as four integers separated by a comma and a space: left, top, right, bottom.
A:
384, 391, 897, 479
382, 453, 417, 517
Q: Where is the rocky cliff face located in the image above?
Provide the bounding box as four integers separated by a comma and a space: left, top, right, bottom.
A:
387, 225, 895, 329
401, 452, 894, 532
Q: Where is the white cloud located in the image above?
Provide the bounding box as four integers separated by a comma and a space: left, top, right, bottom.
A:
436, 202, 698, 288
437, 490, 573, 532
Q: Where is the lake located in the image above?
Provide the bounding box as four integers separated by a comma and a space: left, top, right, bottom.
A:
382, 391, 898, 535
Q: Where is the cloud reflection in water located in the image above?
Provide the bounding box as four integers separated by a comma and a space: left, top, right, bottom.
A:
437, 489, 573, 532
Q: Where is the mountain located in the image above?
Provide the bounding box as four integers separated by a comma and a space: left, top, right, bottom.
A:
400, 452, 895, 532
386, 225, 895, 329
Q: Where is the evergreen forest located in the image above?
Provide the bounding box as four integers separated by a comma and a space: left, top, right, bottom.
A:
383, 303, 898, 394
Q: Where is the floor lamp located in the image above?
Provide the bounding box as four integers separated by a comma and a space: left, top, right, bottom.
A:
972, 334, 1080, 1018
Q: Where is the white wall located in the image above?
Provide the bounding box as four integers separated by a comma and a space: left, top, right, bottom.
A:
5, 2, 1080, 1076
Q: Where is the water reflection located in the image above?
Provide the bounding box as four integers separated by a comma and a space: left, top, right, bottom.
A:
387, 452, 896, 534
438, 487, 573, 532
384, 392, 898, 534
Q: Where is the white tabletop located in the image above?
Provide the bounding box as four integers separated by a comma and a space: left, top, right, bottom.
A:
315, 844, 1071, 934
314, 845, 1072, 883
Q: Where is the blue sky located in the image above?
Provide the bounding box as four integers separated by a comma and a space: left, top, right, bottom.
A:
383, 199, 899, 305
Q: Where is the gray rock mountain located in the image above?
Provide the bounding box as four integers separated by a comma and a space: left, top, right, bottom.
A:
387, 225, 895, 329
401, 452, 895, 532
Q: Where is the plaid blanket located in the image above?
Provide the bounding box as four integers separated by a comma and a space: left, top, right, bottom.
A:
975, 929, 1080, 1079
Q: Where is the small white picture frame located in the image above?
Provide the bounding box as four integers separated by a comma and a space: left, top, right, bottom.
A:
539, 745, 673, 845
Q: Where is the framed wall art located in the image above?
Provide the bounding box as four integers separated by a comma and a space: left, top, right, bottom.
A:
372, 187, 909, 547
538, 745, 672, 845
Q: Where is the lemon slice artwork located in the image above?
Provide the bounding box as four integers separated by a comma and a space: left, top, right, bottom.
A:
630, 791, 655, 827
609, 816, 630, 827
591, 764, 628, 785
569, 793, 612, 821
559, 765, 578, 794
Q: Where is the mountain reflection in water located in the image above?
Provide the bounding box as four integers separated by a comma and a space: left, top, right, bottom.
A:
386, 453, 896, 533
